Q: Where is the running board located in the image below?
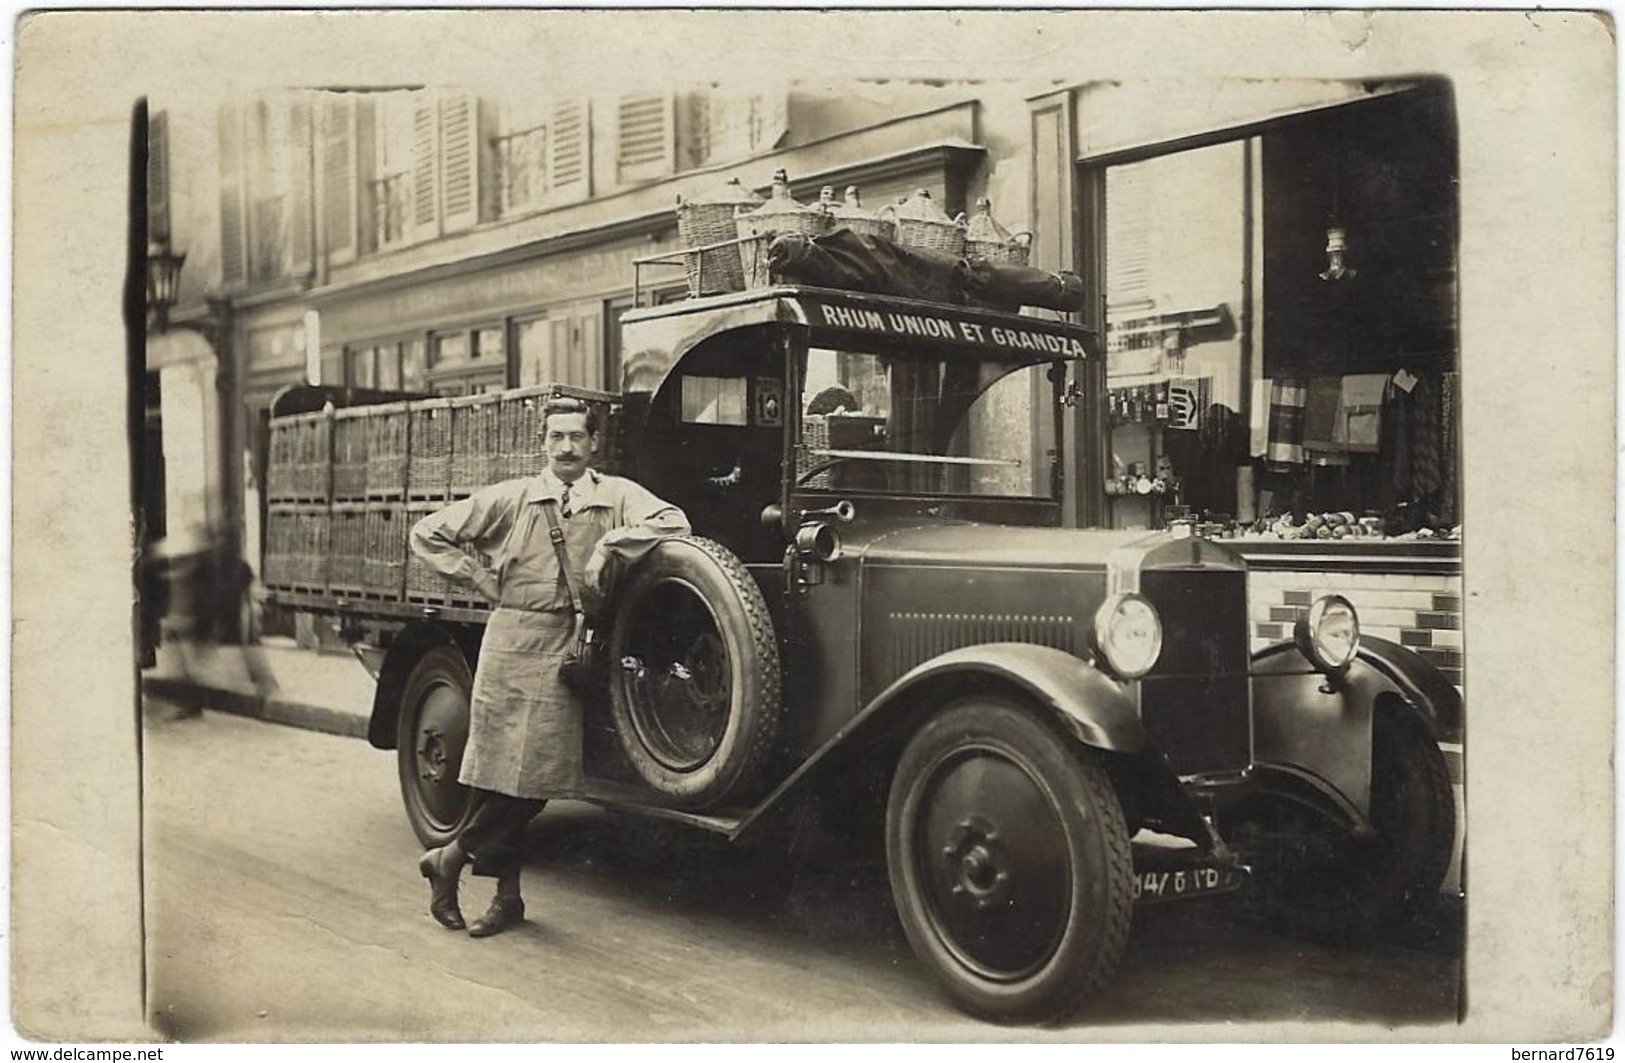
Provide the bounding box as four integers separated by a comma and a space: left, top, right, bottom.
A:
575, 778, 750, 837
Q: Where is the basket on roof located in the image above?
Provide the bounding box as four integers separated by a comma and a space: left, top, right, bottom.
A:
964, 197, 1032, 267
676, 177, 763, 297
825, 186, 894, 241
881, 189, 967, 257
735, 169, 832, 289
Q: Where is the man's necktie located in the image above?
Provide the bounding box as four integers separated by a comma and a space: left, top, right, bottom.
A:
560, 484, 572, 519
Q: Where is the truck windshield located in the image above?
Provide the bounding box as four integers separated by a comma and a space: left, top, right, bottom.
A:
797, 347, 1053, 499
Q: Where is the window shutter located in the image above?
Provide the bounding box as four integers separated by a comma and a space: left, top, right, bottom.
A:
411, 95, 441, 237
288, 100, 314, 271
217, 105, 248, 286
754, 89, 789, 153
548, 98, 591, 199
353, 97, 377, 255
320, 97, 356, 262
616, 93, 674, 184
440, 93, 481, 233
148, 111, 170, 242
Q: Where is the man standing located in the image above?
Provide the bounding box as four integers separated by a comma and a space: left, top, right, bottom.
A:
409, 397, 689, 937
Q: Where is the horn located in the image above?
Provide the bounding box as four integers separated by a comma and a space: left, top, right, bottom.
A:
799, 500, 855, 524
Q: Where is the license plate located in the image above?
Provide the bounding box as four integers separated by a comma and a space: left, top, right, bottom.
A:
1132, 864, 1244, 904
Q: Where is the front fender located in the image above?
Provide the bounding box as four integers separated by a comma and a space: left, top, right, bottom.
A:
730, 643, 1144, 841
875, 642, 1147, 753
1249, 635, 1461, 818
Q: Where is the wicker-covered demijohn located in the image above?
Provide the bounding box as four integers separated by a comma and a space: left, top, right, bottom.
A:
736, 169, 833, 288
828, 185, 894, 240
676, 177, 763, 297
964, 197, 1032, 266
882, 189, 968, 257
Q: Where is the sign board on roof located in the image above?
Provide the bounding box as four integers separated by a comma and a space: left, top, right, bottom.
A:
803, 296, 1093, 360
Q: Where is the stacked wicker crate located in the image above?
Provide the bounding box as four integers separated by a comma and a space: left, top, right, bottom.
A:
331, 407, 370, 503
328, 504, 368, 597
463, 395, 506, 497
292, 410, 333, 503
366, 402, 411, 503
327, 407, 370, 598
264, 409, 331, 595
498, 387, 551, 480
292, 507, 330, 594
364, 504, 408, 600
408, 399, 453, 502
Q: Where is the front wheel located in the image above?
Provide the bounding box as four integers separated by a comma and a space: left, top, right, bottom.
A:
886, 697, 1133, 1024
396, 645, 477, 848
1221, 707, 1457, 944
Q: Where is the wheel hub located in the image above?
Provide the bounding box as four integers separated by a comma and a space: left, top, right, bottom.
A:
418, 725, 447, 784
942, 818, 1012, 910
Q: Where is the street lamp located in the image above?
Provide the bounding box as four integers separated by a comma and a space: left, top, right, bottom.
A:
146, 237, 186, 332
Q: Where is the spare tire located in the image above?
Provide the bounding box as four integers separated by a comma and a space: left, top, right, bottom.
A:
607, 535, 782, 809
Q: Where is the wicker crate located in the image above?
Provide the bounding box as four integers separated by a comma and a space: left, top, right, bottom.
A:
498, 387, 550, 480
881, 190, 968, 257
797, 415, 832, 489
331, 408, 370, 501
450, 395, 501, 497
262, 505, 300, 590
408, 399, 453, 500
363, 503, 408, 601
404, 503, 491, 609
365, 402, 411, 500
292, 410, 333, 503
676, 178, 763, 296
404, 502, 451, 606
290, 505, 330, 594
329, 503, 367, 597
266, 420, 299, 502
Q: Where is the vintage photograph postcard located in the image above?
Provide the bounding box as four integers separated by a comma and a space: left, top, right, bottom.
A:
10, 8, 1616, 1045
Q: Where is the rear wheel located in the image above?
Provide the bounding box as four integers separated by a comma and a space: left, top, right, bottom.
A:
886, 697, 1133, 1024
1223, 707, 1456, 943
396, 645, 476, 848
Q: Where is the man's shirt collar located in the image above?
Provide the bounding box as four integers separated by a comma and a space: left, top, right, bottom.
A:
523, 467, 602, 506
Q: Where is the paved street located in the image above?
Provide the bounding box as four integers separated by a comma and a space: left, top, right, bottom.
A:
143, 705, 1462, 1042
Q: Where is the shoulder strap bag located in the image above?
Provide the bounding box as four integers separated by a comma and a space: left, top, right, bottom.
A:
539, 499, 602, 692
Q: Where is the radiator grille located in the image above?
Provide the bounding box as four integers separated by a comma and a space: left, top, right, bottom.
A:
890, 612, 1076, 675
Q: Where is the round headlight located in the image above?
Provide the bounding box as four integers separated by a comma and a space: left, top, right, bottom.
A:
1295, 594, 1360, 672
1092, 591, 1163, 679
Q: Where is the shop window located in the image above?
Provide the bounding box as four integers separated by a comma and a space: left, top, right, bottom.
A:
402, 338, 427, 391
475, 326, 504, 363
1090, 85, 1459, 534
430, 330, 471, 367
346, 345, 375, 388
515, 315, 551, 388
376, 343, 401, 391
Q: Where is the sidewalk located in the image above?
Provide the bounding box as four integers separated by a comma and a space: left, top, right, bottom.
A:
141, 636, 376, 739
